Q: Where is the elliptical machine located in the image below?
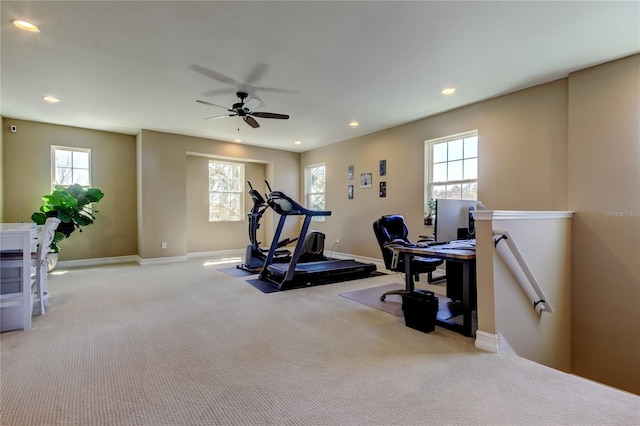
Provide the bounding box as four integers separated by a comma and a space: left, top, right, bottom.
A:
237, 181, 296, 273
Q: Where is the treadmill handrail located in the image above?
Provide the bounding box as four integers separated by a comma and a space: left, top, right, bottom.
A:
267, 191, 332, 217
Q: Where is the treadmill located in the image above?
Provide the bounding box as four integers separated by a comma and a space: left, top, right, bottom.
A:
258, 188, 377, 290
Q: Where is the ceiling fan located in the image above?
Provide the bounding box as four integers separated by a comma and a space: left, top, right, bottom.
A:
196, 92, 289, 129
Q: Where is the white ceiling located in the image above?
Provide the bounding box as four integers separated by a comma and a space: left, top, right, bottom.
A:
2, 1, 638, 153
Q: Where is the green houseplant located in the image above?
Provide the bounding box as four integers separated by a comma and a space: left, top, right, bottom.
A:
31, 184, 105, 253
425, 198, 436, 226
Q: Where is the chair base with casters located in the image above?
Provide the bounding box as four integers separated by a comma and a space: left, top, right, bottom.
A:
373, 215, 444, 302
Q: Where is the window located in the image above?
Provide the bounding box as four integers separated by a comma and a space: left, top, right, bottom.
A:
51, 146, 91, 187
305, 163, 326, 221
208, 160, 244, 222
425, 131, 478, 206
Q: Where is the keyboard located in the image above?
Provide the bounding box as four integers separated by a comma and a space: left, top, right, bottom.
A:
416, 240, 449, 247
416, 239, 476, 250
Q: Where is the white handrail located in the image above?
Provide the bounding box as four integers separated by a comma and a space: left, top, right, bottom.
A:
493, 229, 554, 314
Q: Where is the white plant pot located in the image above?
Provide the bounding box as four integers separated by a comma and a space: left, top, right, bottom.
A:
46, 252, 59, 272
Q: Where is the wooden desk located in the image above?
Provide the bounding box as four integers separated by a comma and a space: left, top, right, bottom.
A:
390, 243, 476, 336
0, 223, 42, 331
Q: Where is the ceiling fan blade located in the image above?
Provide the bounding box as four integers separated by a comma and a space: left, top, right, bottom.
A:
253, 86, 299, 95
250, 112, 289, 120
243, 97, 262, 111
244, 63, 268, 84
190, 65, 238, 86
196, 99, 230, 110
205, 114, 236, 120
244, 116, 260, 128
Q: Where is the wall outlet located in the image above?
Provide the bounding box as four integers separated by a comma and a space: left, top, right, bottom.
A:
335, 239, 340, 245
161, 242, 167, 249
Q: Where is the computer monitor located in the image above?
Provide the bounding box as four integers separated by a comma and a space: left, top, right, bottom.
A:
434, 199, 483, 243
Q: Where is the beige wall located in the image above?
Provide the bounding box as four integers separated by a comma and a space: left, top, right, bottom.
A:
300, 79, 568, 260
137, 129, 299, 260
568, 54, 640, 394
2, 119, 137, 261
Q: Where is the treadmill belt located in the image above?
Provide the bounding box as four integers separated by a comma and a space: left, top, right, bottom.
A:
268, 259, 368, 274
263, 259, 378, 290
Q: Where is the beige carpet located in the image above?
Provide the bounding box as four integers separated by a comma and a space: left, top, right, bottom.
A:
1, 257, 638, 425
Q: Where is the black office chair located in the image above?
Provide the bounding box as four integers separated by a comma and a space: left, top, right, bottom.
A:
373, 215, 444, 301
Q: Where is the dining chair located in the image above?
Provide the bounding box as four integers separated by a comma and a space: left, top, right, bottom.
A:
0, 217, 61, 315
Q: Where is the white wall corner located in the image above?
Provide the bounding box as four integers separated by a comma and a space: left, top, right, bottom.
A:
475, 330, 500, 353
498, 333, 516, 354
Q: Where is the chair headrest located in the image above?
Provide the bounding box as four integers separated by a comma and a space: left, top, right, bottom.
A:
379, 214, 404, 225
378, 215, 406, 234
373, 214, 410, 245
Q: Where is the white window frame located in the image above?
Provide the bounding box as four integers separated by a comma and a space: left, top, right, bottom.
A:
51, 146, 92, 188
208, 159, 245, 222
424, 130, 478, 214
304, 162, 326, 222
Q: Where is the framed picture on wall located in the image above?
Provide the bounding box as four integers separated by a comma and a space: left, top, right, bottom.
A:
347, 165, 354, 180
379, 181, 387, 197
379, 160, 386, 176
360, 172, 372, 188
348, 185, 354, 199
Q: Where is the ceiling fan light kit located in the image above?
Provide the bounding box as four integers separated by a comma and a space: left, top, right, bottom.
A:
197, 92, 289, 129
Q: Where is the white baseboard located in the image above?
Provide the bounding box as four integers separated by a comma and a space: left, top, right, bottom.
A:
57, 255, 139, 269
475, 330, 500, 353
137, 255, 189, 265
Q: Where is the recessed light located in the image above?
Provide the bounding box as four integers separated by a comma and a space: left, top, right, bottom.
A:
42, 96, 60, 103
234, 139, 242, 143
12, 20, 40, 33
348, 121, 359, 128
293, 140, 302, 145
441, 87, 456, 95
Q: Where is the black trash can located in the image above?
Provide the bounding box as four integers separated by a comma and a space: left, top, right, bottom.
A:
402, 290, 438, 333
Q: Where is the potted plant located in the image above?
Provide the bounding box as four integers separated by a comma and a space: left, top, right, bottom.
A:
31, 184, 105, 268
425, 198, 436, 226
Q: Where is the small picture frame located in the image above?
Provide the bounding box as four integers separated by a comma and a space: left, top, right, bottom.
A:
379, 181, 387, 197
360, 172, 372, 188
347, 185, 354, 199
379, 160, 386, 176
347, 165, 354, 180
